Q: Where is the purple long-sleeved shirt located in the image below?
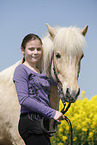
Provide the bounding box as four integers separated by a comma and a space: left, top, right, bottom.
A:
13, 64, 56, 120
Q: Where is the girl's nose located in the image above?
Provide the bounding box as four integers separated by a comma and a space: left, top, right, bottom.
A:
34, 48, 38, 54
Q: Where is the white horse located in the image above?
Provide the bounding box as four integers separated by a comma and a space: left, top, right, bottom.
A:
0, 23, 88, 145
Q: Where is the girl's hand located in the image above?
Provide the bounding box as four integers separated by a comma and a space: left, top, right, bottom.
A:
53, 111, 65, 122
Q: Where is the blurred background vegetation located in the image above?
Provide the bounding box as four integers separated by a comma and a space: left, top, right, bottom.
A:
51, 91, 97, 145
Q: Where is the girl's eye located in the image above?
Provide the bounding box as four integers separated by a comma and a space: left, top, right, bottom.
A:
28, 47, 42, 51
29, 48, 35, 51
37, 48, 41, 51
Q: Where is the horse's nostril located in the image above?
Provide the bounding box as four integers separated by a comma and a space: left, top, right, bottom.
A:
66, 88, 70, 97
66, 88, 69, 93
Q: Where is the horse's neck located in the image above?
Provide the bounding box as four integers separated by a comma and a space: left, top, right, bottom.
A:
39, 55, 59, 110
50, 85, 59, 110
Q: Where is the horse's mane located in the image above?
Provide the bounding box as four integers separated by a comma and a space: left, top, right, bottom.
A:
41, 26, 86, 77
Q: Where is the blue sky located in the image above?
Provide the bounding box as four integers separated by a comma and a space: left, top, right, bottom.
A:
0, 0, 97, 99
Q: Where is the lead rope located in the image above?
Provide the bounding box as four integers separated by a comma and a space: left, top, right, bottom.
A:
52, 51, 73, 145
53, 84, 73, 145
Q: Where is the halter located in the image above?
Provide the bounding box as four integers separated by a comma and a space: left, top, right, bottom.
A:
42, 51, 73, 144
51, 51, 71, 110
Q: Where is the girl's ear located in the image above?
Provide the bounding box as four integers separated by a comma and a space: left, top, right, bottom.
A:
21, 47, 25, 55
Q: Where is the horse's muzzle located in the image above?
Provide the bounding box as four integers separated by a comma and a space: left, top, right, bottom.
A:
64, 88, 80, 103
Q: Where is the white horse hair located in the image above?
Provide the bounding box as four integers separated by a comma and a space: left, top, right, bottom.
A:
42, 25, 86, 77
0, 23, 88, 145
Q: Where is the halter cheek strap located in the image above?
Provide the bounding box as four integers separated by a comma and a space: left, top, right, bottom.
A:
51, 51, 60, 83
51, 51, 71, 109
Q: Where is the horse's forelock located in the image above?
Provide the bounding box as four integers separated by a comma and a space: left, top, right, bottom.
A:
54, 26, 86, 55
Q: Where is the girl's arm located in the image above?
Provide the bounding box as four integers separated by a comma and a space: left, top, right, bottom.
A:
13, 65, 56, 119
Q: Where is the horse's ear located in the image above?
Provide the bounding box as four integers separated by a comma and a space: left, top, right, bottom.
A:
46, 23, 57, 39
81, 25, 88, 36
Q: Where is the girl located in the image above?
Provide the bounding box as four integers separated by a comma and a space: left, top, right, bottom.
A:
13, 33, 64, 145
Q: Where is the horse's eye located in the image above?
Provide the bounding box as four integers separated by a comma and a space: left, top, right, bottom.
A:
55, 52, 61, 59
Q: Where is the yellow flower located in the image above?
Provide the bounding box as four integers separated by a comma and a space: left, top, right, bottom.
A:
62, 136, 67, 142
76, 124, 81, 130
81, 121, 88, 127
58, 127, 63, 133
59, 99, 64, 111
65, 125, 69, 131
58, 143, 63, 145
73, 136, 77, 141
88, 132, 93, 139
52, 140, 55, 144
82, 127, 87, 132
81, 90, 85, 98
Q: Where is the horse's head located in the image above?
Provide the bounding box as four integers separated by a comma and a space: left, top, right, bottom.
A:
42, 24, 88, 103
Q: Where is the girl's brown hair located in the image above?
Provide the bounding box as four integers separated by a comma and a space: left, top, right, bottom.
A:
21, 33, 42, 49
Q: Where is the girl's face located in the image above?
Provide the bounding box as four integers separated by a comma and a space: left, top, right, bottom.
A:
21, 39, 42, 65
